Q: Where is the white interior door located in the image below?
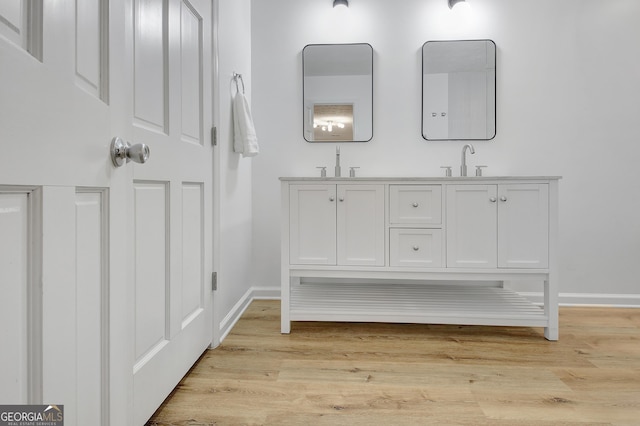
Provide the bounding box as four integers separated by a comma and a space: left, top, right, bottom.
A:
423, 73, 448, 139
1, 1, 116, 425
125, 0, 214, 424
0, 0, 214, 424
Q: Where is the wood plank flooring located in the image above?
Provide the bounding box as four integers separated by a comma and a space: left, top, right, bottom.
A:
147, 300, 640, 425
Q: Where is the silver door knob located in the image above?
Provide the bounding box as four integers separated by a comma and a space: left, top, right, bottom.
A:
489, 197, 497, 203
412, 202, 419, 207
110, 137, 150, 167
500, 196, 507, 202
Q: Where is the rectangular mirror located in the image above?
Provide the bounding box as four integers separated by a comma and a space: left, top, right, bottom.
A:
422, 39, 496, 141
303, 43, 373, 142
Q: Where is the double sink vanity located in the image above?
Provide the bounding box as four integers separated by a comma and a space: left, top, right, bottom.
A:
290, 39, 559, 340
280, 175, 560, 340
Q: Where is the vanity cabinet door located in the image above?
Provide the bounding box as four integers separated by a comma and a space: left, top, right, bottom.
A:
289, 184, 337, 265
446, 185, 498, 268
446, 184, 550, 269
497, 184, 549, 268
336, 184, 385, 266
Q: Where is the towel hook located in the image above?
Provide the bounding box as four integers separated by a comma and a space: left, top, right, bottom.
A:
233, 72, 245, 94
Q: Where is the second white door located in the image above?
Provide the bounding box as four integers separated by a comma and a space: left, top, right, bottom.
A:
123, 0, 215, 424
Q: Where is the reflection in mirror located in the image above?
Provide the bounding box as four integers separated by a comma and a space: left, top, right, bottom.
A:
313, 104, 354, 141
422, 40, 496, 141
303, 43, 373, 142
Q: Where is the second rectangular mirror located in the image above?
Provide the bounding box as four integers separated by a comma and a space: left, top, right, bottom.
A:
422, 39, 496, 141
303, 43, 373, 142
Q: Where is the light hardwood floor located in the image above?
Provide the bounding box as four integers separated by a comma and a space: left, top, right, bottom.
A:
147, 300, 640, 425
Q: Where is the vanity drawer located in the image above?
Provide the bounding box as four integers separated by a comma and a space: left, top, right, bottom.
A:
390, 228, 443, 268
389, 185, 442, 225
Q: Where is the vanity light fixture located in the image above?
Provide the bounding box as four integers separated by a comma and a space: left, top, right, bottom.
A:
333, 0, 348, 8
448, 0, 465, 9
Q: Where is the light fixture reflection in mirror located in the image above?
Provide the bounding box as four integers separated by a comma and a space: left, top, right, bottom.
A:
313, 104, 354, 141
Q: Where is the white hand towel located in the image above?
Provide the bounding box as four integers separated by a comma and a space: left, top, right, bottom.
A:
233, 91, 259, 157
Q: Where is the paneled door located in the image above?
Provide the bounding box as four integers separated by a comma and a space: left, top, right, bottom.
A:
0, 0, 215, 425
1, 1, 119, 425
125, 0, 214, 424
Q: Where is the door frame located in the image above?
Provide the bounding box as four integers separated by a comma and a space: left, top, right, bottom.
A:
210, 0, 221, 349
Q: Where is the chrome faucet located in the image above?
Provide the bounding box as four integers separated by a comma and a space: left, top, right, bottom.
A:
460, 143, 475, 176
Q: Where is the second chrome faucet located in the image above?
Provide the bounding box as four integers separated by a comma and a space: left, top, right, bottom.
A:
460, 143, 475, 176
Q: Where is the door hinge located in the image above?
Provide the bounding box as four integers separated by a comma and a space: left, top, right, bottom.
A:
212, 271, 218, 291
211, 126, 217, 146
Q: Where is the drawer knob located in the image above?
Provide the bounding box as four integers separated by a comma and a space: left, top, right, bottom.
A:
500, 196, 508, 202
489, 197, 497, 203
413, 246, 420, 251
412, 202, 419, 208
329, 197, 335, 202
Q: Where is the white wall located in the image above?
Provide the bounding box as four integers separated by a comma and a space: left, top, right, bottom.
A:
250, 0, 640, 304
214, 0, 255, 343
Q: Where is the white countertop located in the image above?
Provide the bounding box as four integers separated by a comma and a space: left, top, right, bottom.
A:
279, 176, 562, 182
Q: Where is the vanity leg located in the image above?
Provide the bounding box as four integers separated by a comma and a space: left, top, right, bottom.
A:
544, 179, 559, 341
281, 275, 291, 334
544, 277, 559, 341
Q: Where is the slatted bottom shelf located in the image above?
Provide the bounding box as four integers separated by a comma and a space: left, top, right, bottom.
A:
290, 282, 549, 328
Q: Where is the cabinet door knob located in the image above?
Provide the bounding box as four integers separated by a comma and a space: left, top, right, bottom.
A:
329, 197, 335, 202
489, 197, 497, 203
412, 202, 419, 208
413, 246, 420, 251
339, 197, 344, 202
500, 196, 507, 202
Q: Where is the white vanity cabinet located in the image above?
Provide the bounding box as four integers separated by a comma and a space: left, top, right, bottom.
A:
281, 177, 560, 340
446, 184, 549, 269
289, 183, 385, 266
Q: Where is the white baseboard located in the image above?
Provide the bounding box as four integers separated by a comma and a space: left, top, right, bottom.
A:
217, 286, 280, 344
519, 292, 640, 308
251, 286, 280, 300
